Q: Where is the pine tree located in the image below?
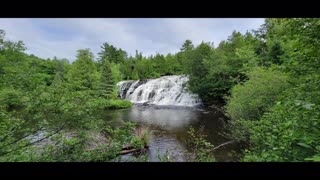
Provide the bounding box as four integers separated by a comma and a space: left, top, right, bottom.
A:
180, 39, 194, 52
100, 60, 114, 98
52, 61, 65, 87
98, 42, 127, 65
268, 41, 284, 65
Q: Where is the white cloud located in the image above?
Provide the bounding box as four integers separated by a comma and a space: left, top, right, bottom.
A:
0, 18, 265, 62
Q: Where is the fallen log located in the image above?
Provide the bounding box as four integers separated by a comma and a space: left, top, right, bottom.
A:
121, 145, 135, 151
212, 140, 236, 152
118, 145, 149, 156
119, 148, 141, 155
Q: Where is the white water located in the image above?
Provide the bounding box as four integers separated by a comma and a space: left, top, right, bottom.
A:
117, 75, 201, 107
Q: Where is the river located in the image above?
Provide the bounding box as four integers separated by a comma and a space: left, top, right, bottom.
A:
104, 104, 237, 162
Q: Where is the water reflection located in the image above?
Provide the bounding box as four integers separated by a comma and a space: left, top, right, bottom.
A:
125, 105, 199, 131
105, 105, 233, 161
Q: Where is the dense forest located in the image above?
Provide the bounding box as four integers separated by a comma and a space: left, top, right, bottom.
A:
0, 18, 319, 162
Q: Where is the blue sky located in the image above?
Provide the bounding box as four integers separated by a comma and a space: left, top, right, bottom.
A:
0, 18, 265, 62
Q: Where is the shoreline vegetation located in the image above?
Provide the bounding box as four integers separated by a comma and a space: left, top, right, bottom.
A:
1, 18, 320, 162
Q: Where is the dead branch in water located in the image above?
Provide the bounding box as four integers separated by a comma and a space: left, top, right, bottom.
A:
118, 145, 149, 156
212, 140, 236, 152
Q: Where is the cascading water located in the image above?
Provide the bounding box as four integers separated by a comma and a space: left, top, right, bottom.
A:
117, 75, 202, 107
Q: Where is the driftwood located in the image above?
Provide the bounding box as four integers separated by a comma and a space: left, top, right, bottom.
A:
118, 145, 149, 156
212, 140, 236, 152
121, 145, 135, 151
118, 148, 141, 155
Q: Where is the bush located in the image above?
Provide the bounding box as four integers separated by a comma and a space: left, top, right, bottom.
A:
243, 75, 320, 162
226, 67, 289, 121
0, 88, 25, 110
133, 126, 151, 148
186, 127, 216, 162
105, 99, 132, 110
87, 98, 132, 110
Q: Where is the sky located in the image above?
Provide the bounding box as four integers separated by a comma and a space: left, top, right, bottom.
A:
0, 18, 265, 62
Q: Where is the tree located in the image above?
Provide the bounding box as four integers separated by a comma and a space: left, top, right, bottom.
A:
0, 29, 5, 46
100, 60, 114, 98
180, 39, 194, 52
267, 41, 284, 65
67, 49, 99, 91
135, 50, 143, 61
98, 42, 127, 65
132, 69, 139, 80
226, 67, 289, 121
177, 40, 195, 74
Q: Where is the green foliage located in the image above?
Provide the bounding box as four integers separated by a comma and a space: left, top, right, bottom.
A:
67, 49, 99, 91
186, 32, 263, 105
110, 63, 123, 84
0, 30, 136, 162
98, 42, 127, 65
233, 18, 320, 162
116, 41, 190, 80
105, 100, 133, 109
132, 69, 140, 80
186, 127, 216, 162
267, 41, 285, 65
242, 75, 320, 162
99, 60, 114, 99
0, 88, 25, 110
133, 126, 150, 148
226, 67, 289, 121
156, 149, 172, 162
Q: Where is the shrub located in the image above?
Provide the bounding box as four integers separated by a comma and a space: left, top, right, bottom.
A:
186, 127, 216, 162
243, 75, 320, 162
133, 126, 151, 147
0, 88, 25, 110
226, 67, 289, 121
105, 99, 132, 109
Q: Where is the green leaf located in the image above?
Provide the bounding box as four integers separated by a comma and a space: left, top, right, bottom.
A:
297, 142, 312, 149
302, 103, 315, 110
305, 155, 320, 162
294, 100, 302, 106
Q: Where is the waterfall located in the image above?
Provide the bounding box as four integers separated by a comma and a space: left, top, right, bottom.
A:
117, 75, 202, 107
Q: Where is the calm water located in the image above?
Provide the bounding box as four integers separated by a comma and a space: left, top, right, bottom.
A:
104, 105, 238, 162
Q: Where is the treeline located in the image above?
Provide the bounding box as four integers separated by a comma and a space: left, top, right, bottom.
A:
98, 41, 189, 80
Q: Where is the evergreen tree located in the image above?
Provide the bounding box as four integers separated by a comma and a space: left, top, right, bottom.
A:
67, 49, 99, 91
98, 42, 127, 65
268, 41, 284, 65
100, 60, 114, 98
180, 39, 194, 52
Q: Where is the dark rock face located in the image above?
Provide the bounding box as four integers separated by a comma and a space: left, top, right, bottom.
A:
148, 90, 156, 100
118, 81, 135, 99
118, 79, 149, 99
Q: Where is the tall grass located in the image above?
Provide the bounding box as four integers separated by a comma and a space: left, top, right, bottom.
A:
133, 126, 151, 147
